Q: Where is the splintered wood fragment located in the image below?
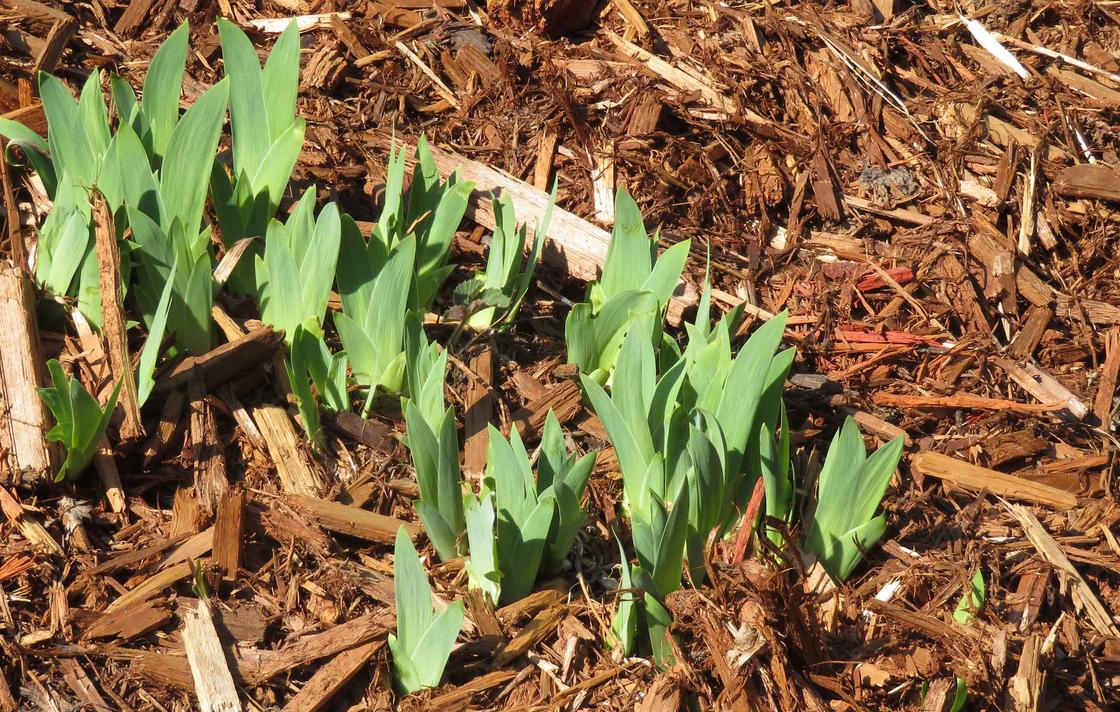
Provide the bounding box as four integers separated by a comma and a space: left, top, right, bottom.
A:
1007, 503, 1120, 637
329, 13, 370, 59
106, 559, 199, 613
32, 18, 76, 75
113, 0, 155, 36
606, 31, 738, 116
1007, 306, 1052, 360
840, 407, 910, 444
591, 143, 616, 225
0, 670, 17, 712
0, 486, 63, 556
428, 670, 520, 707
0, 103, 46, 136
369, 138, 698, 324
169, 486, 206, 539
190, 379, 229, 512
466, 588, 506, 642
1054, 163, 1120, 202
872, 392, 1064, 414
1093, 328, 1120, 425
279, 641, 382, 712
505, 379, 582, 440
0, 266, 58, 483
495, 603, 565, 665
289, 494, 418, 545
81, 598, 171, 641
611, 0, 650, 36
395, 40, 461, 109
463, 346, 493, 480
213, 487, 246, 580
992, 357, 1088, 420
156, 326, 284, 394
328, 411, 394, 451
57, 659, 107, 711
93, 196, 144, 440
183, 598, 241, 712
141, 388, 186, 466
530, 132, 557, 189
1009, 633, 1044, 712
910, 453, 1077, 509
248, 611, 392, 683
252, 405, 325, 496
966, 225, 1051, 308
249, 12, 351, 33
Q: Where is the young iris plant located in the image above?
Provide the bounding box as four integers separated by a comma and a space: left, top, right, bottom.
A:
212, 19, 304, 293
38, 360, 122, 483
375, 137, 473, 312
388, 527, 464, 695
454, 187, 556, 331
802, 417, 904, 581
565, 187, 690, 383
464, 414, 594, 605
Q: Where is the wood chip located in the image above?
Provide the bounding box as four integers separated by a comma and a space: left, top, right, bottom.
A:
910, 453, 1078, 509
182, 598, 241, 712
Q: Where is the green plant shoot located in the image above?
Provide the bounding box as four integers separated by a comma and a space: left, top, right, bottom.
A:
38, 359, 122, 482
388, 527, 464, 695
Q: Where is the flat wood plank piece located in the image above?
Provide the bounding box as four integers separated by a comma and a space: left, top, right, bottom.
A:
81, 598, 171, 641
463, 346, 493, 480
910, 452, 1077, 509
1007, 503, 1120, 637
213, 487, 246, 580
156, 325, 284, 393
289, 494, 419, 545
93, 195, 144, 440
105, 559, 199, 613
183, 598, 241, 712
0, 267, 58, 483
1007, 306, 1052, 361
252, 405, 325, 496
0, 104, 46, 136
279, 641, 382, 712
495, 603, 566, 665
328, 411, 394, 451
1054, 163, 1120, 202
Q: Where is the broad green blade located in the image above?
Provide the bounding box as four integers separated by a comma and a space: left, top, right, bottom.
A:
393, 527, 433, 655
143, 21, 189, 157
260, 20, 300, 142
160, 78, 229, 237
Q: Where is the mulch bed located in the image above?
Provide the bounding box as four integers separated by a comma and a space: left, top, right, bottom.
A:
2, 1, 1120, 710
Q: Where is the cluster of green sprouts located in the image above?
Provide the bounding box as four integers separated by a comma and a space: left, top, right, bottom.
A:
3, 19, 911, 697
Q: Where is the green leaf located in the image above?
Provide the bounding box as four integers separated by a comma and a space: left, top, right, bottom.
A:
465, 491, 500, 605
39, 72, 95, 185
410, 600, 464, 689
393, 526, 432, 654
217, 19, 268, 179
160, 78, 229, 238
143, 21, 189, 158
136, 256, 176, 406
261, 20, 301, 142
953, 570, 986, 624
38, 359, 121, 482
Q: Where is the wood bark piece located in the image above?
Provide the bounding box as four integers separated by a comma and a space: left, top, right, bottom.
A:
32, 18, 76, 75
1007, 503, 1120, 637
279, 641, 381, 712
252, 405, 325, 496
213, 487, 246, 581
369, 137, 698, 324
105, 559, 198, 613
156, 325, 284, 394
0, 141, 26, 266
328, 411, 394, 451
992, 357, 1088, 420
81, 598, 171, 641
495, 603, 565, 665
1054, 164, 1120, 202
190, 379, 229, 512
1009, 633, 1044, 712
249, 611, 392, 683
289, 494, 419, 544
0, 266, 58, 483
909, 453, 1078, 510
94, 195, 142, 441
182, 598, 241, 712
505, 379, 582, 440
873, 392, 1064, 414
463, 346, 493, 480
1007, 306, 1052, 360
1093, 328, 1120, 425
0, 486, 62, 556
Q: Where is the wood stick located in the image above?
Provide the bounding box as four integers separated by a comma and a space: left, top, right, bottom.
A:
463, 345, 493, 480
213, 487, 246, 581
0, 266, 58, 483
289, 494, 419, 545
395, 40, 461, 109
156, 326, 284, 394
992, 357, 1088, 420
1094, 328, 1120, 426
872, 392, 1064, 414
182, 598, 241, 712
93, 195, 144, 440
279, 641, 382, 712
1007, 503, 1120, 637
252, 405, 325, 496
910, 453, 1077, 510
